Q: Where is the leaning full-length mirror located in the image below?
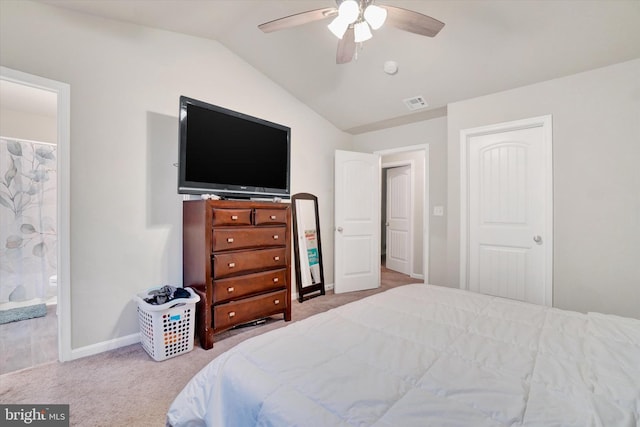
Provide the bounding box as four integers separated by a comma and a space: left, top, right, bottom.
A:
291, 193, 325, 302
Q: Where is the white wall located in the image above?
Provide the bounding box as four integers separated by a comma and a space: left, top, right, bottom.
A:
0, 0, 351, 349
447, 59, 640, 319
353, 117, 448, 286
0, 107, 57, 143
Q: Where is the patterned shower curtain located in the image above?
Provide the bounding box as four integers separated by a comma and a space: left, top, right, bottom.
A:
0, 137, 57, 303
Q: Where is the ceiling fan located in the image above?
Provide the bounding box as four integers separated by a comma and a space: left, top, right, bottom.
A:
258, 0, 445, 64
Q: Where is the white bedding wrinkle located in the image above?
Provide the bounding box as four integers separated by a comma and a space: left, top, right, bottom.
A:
167, 284, 640, 427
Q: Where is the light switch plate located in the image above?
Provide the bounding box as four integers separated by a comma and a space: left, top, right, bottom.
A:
433, 206, 444, 216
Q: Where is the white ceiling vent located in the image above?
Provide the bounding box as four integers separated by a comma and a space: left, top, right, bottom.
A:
403, 96, 428, 111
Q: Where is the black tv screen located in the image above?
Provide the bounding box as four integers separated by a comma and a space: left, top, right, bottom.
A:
178, 96, 290, 198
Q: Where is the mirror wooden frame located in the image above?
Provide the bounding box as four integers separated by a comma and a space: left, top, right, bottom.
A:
291, 193, 326, 302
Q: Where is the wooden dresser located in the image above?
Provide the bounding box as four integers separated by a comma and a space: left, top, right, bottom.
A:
183, 199, 292, 349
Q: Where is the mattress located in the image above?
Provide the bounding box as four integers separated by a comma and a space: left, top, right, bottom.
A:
167, 284, 640, 426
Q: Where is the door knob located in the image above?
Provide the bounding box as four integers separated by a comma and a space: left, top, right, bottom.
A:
533, 235, 542, 244
337, 227, 343, 232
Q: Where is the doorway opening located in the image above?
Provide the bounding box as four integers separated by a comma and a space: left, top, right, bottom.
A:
0, 67, 71, 371
382, 164, 412, 275
377, 145, 429, 282
333, 146, 429, 294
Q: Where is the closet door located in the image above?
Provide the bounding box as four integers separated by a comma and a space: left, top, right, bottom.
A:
461, 116, 553, 306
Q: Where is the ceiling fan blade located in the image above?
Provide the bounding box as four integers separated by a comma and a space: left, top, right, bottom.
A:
382, 5, 445, 37
336, 27, 356, 64
258, 7, 338, 33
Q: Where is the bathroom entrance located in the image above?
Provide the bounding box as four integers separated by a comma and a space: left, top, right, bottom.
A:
0, 68, 69, 373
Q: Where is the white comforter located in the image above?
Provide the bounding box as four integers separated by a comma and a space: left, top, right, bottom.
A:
167, 284, 640, 426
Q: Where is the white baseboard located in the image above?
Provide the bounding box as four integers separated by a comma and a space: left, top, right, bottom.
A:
70, 332, 140, 361
410, 273, 424, 281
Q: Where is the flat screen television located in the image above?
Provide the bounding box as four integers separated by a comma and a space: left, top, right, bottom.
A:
178, 96, 291, 199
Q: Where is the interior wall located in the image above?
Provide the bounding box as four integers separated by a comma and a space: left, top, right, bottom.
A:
0, 107, 56, 143
447, 59, 640, 319
0, 0, 352, 349
353, 117, 448, 286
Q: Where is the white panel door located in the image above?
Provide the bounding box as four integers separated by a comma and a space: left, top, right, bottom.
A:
385, 166, 411, 274
463, 117, 552, 306
334, 150, 381, 293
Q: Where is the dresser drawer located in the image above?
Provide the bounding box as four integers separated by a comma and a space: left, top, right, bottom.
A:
213, 269, 286, 303
213, 247, 287, 279
212, 227, 286, 252
213, 290, 287, 331
212, 208, 252, 226
254, 208, 287, 225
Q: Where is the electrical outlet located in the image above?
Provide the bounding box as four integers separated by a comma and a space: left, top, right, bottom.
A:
433, 206, 444, 216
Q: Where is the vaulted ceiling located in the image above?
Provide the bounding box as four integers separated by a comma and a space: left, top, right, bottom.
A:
39, 0, 640, 134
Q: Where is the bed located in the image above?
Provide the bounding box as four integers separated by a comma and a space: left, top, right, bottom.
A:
166, 284, 640, 426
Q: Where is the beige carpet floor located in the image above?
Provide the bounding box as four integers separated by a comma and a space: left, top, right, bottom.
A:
0, 268, 420, 426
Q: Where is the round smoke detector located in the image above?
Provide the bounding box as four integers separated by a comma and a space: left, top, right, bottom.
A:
383, 60, 398, 75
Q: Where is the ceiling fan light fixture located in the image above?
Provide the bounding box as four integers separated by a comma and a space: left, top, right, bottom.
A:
328, 16, 349, 39
338, 0, 360, 24
257, 1, 445, 65
354, 21, 372, 43
364, 4, 387, 30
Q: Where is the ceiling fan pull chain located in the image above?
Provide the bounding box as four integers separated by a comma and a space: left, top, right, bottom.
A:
355, 42, 363, 61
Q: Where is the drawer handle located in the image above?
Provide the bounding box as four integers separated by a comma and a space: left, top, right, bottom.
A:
273, 278, 279, 283
227, 237, 234, 243
274, 299, 280, 305
227, 287, 234, 293
228, 311, 236, 318
270, 215, 276, 220
231, 215, 238, 221
273, 256, 280, 261
273, 235, 279, 240
228, 262, 236, 268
